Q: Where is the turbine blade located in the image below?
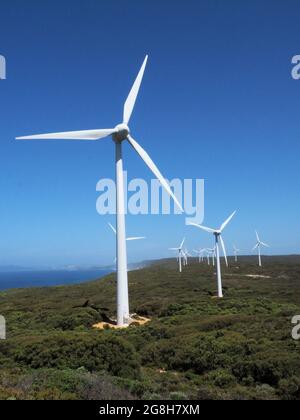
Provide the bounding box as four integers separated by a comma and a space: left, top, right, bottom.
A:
123, 55, 148, 125
108, 223, 117, 235
252, 243, 259, 251
188, 222, 215, 234
180, 238, 185, 249
220, 235, 228, 266
126, 236, 146, 241
169, 248, 180, 251
127, 135, 183, 212
255, 231, 260, 242
16, 128, 116, 141
220, 211, 237, 232
261, 242, 270, 248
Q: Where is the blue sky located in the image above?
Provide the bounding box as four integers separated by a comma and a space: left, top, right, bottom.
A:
0, 0, 299, 267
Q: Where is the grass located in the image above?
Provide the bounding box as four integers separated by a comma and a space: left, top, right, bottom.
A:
0, 256, 299, 400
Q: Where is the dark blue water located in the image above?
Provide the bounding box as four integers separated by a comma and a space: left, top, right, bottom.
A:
0, 269, 113, 291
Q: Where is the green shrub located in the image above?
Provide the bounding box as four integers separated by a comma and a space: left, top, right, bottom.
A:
12, 333, 140, 379
209, 369, 236, 388
169, 391, 188, 400
278, 376, 300, 400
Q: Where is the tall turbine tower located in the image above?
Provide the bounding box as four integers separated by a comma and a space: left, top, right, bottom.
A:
233, 245, 240, 263
253, 231, 269, 267
169, 238, 185, 273
16, 56, 182, 326
189, 211, 236, 298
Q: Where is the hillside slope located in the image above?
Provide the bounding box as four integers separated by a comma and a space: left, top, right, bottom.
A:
0, 257, 299, 400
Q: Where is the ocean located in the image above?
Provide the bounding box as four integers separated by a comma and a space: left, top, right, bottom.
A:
0, 269, 113, 291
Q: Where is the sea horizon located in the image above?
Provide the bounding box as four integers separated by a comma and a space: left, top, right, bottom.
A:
0, 268, 114, 291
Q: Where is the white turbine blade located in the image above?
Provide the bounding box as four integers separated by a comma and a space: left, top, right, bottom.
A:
220, 211, 236, 232
126, 236, 146, 241
127, 135, 183, 212
169, 248, 180, 251
252, 243, 259, 251
180, 238, 185, 249
16, 128, 116, 141
108, 223, 117, 235
188, 222, 215, 234
261, 242, 270, 248
255, 231, 260, 242
220, 235, 228, 266
123, 55, 148, 125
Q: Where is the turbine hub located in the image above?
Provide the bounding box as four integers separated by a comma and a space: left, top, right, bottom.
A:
113, 123, 130, 142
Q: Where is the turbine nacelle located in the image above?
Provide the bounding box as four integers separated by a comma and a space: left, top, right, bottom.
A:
113, 124, 130, 142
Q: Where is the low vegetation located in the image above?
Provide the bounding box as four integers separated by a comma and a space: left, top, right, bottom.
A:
0, 256, 299, 400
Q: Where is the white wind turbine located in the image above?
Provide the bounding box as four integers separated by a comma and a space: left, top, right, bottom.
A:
16, 56, 182, 327
233, 245, 241, 263
207, 246, 216, 267
204, 248, 211, 265
169, 238, 185, 273
253, 231, 269, 267
188, 211, 236, 298
183, 247, 192, 266
193, 248, 206, 263
108, 223, 145, 242
108, 223, 145, 268
204, 248, 213, 265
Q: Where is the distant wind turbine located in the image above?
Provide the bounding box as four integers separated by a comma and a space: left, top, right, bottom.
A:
207, 247, 216, 267
253, 231, 269, 267
108, 223, 145, 242
169, 238, 185, 273
193, 248, 206, 263
188, 211, 236, 298
204, 248, 211, 265
233, 245, 241, 263
108, 223, 145, 268
16, 56, 182, 327
183, 247, 192, 266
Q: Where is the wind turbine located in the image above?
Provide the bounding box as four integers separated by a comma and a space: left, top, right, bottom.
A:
193, 248, 206, 263
108, 223, 145, 242
169, 238, 185, 273
204, 248, 211, 265
183, 247, 192, 266
188, 211, 236, 298
108, 223, 145, 269
253, 231, 269, 267
207, 246, 216, 267
16, 56, 183, 327
233, 245, 241, 263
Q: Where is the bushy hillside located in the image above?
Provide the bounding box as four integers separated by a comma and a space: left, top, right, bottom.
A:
0, 257, 299, 400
